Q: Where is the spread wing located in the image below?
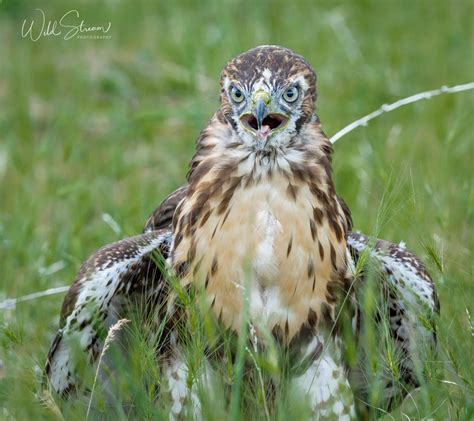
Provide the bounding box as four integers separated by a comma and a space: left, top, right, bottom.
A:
346, 232, 439, 412
45, 183, 188, 394
44, 230, 172, 395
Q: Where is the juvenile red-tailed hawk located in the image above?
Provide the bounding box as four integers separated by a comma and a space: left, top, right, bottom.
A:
45, 46, 438, 419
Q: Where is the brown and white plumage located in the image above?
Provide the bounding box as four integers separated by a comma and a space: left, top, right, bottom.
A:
172, 118, 350, 340
44, 230, 172, 394
45, 46, 438, 419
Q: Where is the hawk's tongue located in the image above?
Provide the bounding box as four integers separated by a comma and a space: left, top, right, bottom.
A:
259, 125, 271, 135
257, 124, 271, 140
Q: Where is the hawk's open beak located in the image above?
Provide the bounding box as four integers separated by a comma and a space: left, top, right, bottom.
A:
240, 90, 288, 138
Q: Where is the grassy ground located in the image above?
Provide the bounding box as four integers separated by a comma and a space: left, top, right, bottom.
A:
0, 0, 473, 419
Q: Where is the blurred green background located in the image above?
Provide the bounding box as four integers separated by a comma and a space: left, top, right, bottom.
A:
0, 0, 473, 418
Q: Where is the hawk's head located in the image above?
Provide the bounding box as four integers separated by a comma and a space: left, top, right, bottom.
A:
220, 45, 317, 149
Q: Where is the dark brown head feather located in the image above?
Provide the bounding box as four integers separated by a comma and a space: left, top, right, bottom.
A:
220, 45, 317, 128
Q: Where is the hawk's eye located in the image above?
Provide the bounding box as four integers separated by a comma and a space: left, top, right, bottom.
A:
230, 86, 244, 103
283, 86, 299, 103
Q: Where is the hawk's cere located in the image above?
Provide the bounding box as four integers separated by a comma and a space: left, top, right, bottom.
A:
45, 46, 438, 419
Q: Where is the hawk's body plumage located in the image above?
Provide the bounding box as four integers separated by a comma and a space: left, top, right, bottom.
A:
172, 112, 350, 340
45, 46, 438, 419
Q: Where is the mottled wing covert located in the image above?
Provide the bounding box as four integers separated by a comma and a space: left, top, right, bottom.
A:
44, 229, 171, 395
347, 232, 439, 410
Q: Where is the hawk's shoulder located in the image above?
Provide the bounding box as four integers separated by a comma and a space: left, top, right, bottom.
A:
144, 185, 189, 233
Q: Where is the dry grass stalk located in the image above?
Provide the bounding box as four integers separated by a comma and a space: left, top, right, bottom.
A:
86, 318, 130, 419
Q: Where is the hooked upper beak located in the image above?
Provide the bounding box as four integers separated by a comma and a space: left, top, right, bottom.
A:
254, 94, 268, 130
240, 90, 288, 138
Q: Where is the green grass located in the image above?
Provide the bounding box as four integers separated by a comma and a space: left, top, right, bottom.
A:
0, 0, 473, 419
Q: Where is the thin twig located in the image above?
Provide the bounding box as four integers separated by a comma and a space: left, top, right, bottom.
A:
0, 286, 70, 310
330, 82, 474, 143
